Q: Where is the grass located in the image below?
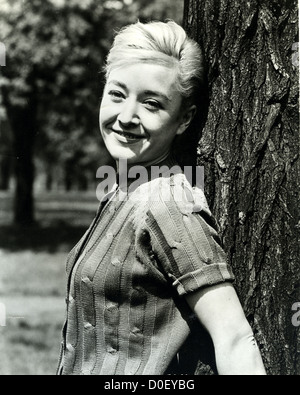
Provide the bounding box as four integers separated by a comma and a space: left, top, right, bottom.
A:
0, 296, 65, 375
0, 190, 99, 375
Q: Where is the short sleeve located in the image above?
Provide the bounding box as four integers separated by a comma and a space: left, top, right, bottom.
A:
145, 176, 235, 296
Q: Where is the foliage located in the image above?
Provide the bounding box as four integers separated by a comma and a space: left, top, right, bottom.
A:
0, 0, 184, 190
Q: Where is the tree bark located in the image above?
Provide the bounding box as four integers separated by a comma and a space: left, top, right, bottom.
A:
184, 0, 299, 375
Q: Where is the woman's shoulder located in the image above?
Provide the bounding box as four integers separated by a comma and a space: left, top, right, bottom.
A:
132, 171, 211, 218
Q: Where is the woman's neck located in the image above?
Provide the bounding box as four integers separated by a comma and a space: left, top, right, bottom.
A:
116, 151, 172, 172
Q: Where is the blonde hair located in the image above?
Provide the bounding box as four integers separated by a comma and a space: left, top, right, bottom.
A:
104, 21, 204, 103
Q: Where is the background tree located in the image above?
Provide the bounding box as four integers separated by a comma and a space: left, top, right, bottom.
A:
184, 0, 299, 375
0, 118, 12, 191
0, 0, 116, 224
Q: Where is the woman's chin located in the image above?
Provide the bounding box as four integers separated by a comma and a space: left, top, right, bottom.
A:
105, 144, 145, 165
109, 149, 143, 165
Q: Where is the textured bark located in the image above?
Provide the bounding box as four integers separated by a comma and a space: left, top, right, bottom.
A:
184, 0, 299, 375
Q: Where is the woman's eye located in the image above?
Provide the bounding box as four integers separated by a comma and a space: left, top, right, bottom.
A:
108, 90, 124, 101
144, 100, 163, 111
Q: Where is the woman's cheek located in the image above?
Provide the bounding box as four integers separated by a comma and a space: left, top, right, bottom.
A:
100, 105, 117, 126
141, 114, 165, 135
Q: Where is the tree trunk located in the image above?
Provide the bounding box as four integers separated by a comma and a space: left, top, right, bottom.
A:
46, 170, 53, 192
0, 119, 12, 191
0, 155, 11, 190
184, 0, 299, 375
5, 103, 36, 225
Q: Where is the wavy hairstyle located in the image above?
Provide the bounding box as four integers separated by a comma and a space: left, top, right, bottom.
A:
104, 20, 204, 106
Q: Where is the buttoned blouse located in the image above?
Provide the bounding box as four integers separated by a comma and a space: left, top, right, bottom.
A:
57, 163, 235, 375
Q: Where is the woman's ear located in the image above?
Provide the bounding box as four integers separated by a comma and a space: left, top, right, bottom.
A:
176, 105, 197, 135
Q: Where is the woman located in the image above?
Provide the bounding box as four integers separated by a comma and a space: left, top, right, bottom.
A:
57, 21, 266, 375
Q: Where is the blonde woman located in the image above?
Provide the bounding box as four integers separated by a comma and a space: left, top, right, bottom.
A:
57, 21, 266, 376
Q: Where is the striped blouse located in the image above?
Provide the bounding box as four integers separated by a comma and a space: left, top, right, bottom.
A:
57, 158, 235, 375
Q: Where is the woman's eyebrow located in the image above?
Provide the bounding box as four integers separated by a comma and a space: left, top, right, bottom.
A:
107, 81, 171, 102
143, 90, 171, 102
107, 80, 128, 91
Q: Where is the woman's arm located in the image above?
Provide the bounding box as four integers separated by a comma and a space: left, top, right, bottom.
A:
185, 283, 267, 375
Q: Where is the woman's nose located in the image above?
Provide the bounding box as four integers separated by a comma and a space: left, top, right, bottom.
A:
117, 99, 140, 127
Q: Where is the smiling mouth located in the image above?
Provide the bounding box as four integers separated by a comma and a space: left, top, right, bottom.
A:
112, 129, 145, 141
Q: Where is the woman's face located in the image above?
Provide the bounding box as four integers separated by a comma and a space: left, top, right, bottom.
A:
99, 63, 193, 166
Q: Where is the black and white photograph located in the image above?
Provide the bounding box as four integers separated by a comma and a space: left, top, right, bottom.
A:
0, 0, 299, 377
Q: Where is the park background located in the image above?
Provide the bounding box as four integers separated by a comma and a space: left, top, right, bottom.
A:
0, 0, 299, 375
0, 0, 184, 375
